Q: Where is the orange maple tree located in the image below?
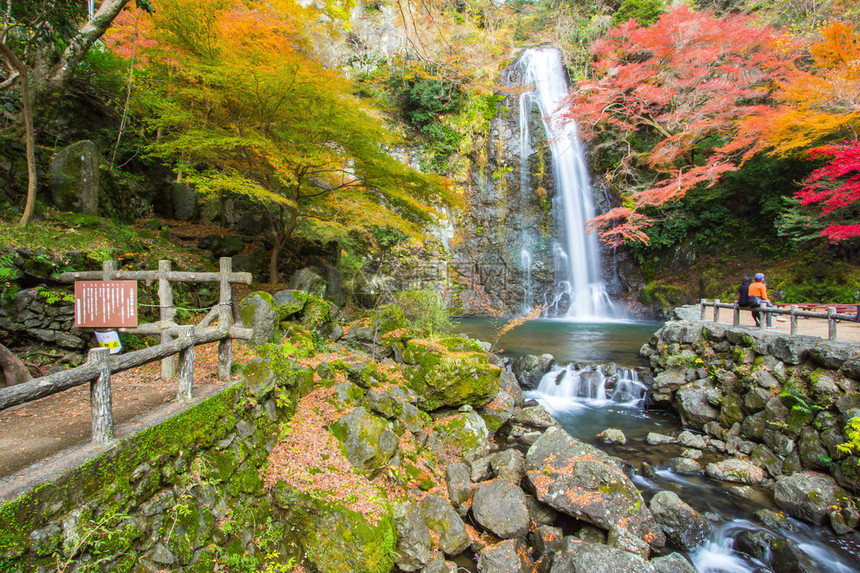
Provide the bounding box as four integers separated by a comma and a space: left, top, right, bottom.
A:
566, 6, 797, 246
736, 21, 860, 242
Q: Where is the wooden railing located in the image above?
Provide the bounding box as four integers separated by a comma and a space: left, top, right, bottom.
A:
0, 258, 253, 444
699, 299, 858, 340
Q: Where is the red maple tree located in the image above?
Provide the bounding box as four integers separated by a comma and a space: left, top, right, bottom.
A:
797, 141, 860, 242
566, 6, 797, 246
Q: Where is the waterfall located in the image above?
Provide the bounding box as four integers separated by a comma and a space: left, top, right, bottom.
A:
518, 48, 616, 320
521, 249, 533, 312
532, 363, 647, 408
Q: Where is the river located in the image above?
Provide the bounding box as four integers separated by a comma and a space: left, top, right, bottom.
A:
455, 317, 860, 572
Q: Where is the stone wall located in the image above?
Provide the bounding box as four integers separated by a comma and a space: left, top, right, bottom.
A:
0, 288, 88, 353
643, 305, 860, 493
0, 365, 289, 572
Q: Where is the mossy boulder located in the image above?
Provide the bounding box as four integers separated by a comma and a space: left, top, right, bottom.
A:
300, 294, 334, 333
271, 483, 395, 573
402, 338, 500, 411
427, 409, 490, 462
273, 289, 308, 319
331, 407, 398, 478
371, 305, 408, 336
238, 292, 278, 346
524, 427, 665, 551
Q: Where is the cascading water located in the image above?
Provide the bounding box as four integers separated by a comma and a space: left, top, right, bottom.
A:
532, 363, 647, 409
518, 48, 616, 320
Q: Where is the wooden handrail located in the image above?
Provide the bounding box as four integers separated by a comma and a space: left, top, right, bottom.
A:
2, 258, 256, 444
699, 299, 857, 340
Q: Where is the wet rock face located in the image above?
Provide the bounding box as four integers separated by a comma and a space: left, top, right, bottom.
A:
525, 426, 665, 551
773, 471, 849, 525
648, 491, 711, 550
471, 480, 530, 539
49, 140, 99, 215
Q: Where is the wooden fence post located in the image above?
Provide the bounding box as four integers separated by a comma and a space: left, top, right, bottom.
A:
733, 302, 740, 326
790, 305, 798, 335
828, 307, 837, 340
217, 257, 232, 381
159, 260, 177, 379
714, 299, 721, 323
700, 299, 706, 320
89, 347, 113, 444
177, 326, 195, 402
102, 260, 117, 280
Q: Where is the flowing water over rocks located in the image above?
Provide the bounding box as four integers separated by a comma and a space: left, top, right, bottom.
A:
521, 319, 860, 572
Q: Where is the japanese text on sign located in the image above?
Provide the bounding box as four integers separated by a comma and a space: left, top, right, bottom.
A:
74, 280, 138, 328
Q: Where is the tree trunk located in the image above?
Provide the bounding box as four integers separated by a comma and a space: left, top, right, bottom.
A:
48, 0, 133, 90
267, 206, 299, 283
0, 43, 37, 227
0, 342, 31, 387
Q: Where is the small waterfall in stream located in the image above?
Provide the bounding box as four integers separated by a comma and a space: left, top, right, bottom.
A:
533, 363, 647, 408
518, 48, 616, 320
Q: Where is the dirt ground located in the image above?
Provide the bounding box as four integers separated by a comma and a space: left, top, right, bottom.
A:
0, 342, 251, 481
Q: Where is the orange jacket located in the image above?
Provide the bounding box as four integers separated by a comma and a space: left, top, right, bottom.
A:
748, 281, 768, 301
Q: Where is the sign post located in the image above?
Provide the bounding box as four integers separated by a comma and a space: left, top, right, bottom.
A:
74, 280, 139, 328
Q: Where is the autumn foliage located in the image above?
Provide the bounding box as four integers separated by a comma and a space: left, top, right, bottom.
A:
797, 141, 860, 242
106, 0, 455, 281
567, 6, 797, 246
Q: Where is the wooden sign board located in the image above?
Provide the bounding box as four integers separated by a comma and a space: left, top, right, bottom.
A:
74, 280, 138, 328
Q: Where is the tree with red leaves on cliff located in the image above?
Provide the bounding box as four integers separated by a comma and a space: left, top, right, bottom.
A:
565, 6, 797, 246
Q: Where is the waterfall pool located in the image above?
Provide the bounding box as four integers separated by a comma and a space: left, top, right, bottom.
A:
457, 318, 860, 571
453, 317, 661, 366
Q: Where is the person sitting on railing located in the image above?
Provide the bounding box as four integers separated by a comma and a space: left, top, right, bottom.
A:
749, 273, 776, 328
737, 276, 759, 326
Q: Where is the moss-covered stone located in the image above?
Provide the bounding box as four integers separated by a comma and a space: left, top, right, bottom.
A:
271, 483, 395, 573
426, 410, 490, 462
401, 338, 500, 411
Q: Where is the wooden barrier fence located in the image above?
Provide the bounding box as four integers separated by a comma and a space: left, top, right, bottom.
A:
699, 299, 858, 340
0, 258, 253, 445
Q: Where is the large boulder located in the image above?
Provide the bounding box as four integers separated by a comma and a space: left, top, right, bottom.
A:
548, 537, 657, 573
330, 407, 398, 478
499, 370, 526, 407
705, 459, 766, 485
471, 480, 529, 539
651, 368, 687, 406
651, 553, 697, 573
648, 491, 711, 550
49, 140, 99, 215
237, 292, 278, 345
289, 267, 327, 298
511, 354, 555, 389
480, 391, 516, 434
393, 502, 432, 572
426, 410, 491, 462
476, 539, 531, 573
271, 483, 395, 573
773, 471, 849, 525
734, 529, 821, 573
402, 337, 500, 411
525, 427, 664, 550
676, 380, 720, 430
445, 463, 472, 509
419, 495, 470, 557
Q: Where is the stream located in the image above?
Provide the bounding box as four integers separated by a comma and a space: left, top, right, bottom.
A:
455, 317, 860, 572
